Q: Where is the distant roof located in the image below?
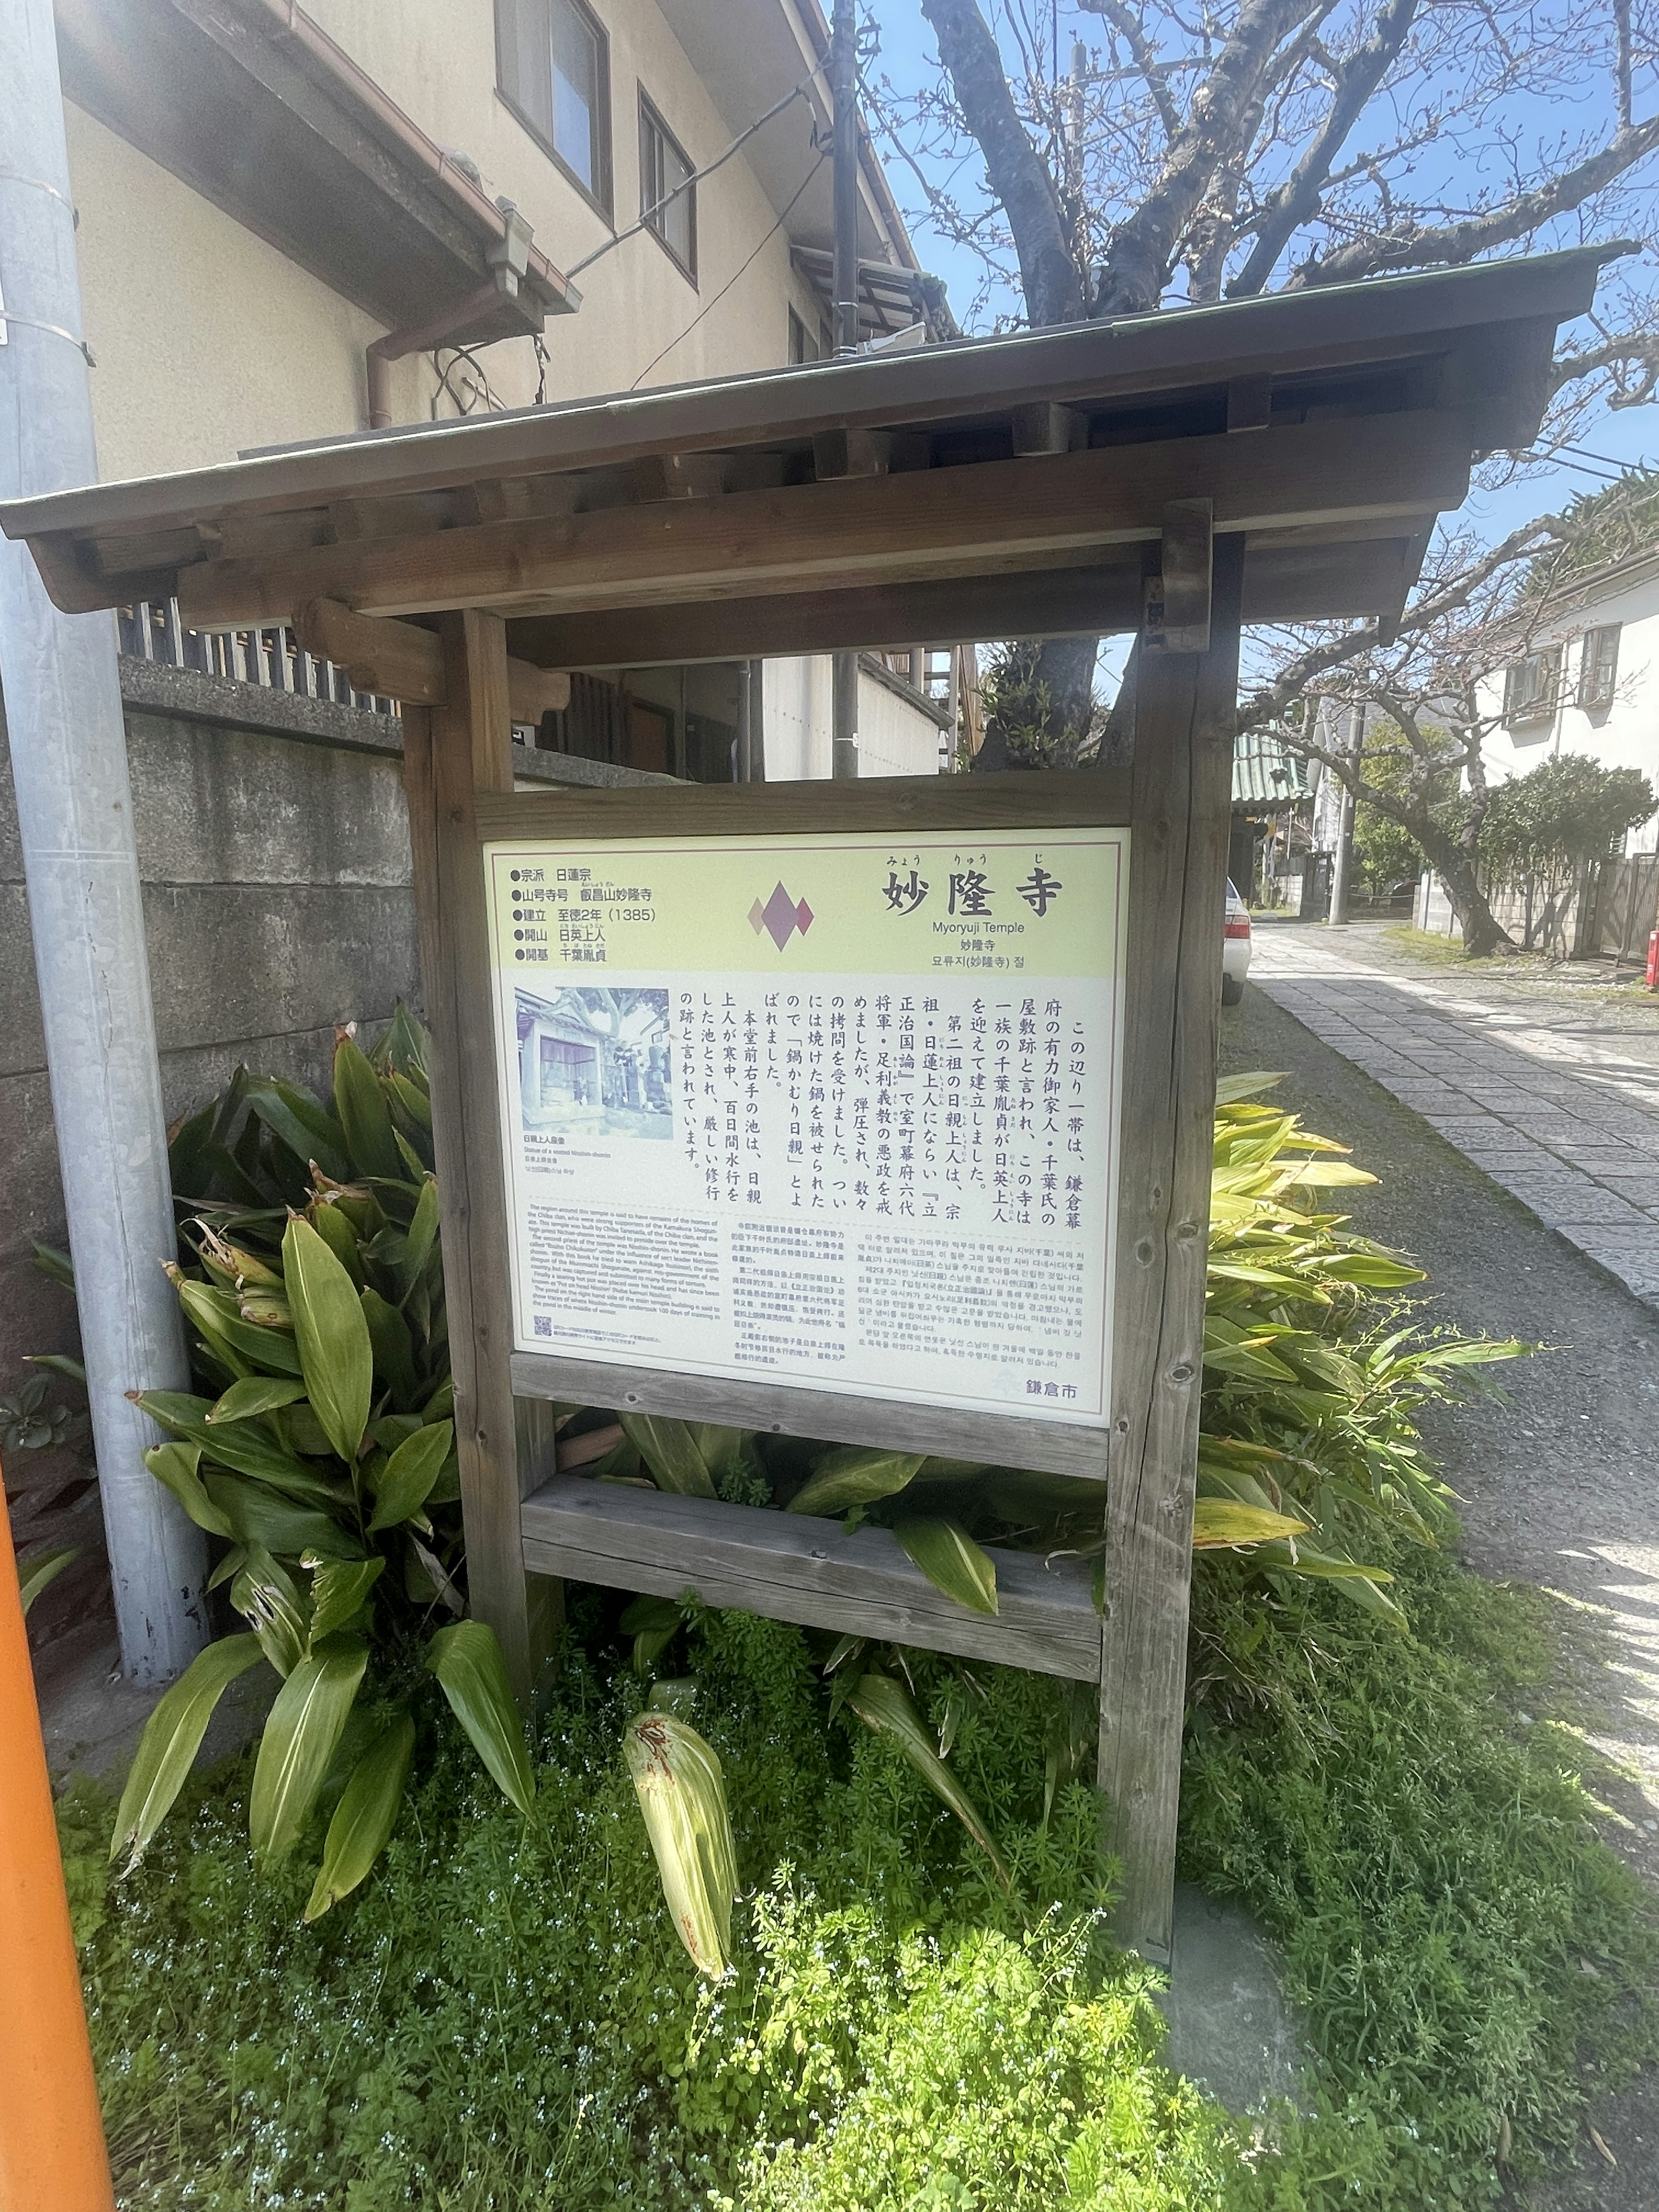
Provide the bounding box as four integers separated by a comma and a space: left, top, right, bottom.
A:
1233, 729, 1312, 808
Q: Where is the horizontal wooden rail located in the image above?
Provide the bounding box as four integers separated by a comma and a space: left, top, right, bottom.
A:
519, 1475, 1103, 1680
292, 597, 570, 721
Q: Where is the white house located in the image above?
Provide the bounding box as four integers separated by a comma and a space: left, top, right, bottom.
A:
1480, 545, 1659, 853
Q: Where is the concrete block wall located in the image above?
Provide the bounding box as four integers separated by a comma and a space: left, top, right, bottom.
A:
0, 669, 421, 1376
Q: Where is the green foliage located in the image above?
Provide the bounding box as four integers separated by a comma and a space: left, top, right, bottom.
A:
0, 1366, 81, 1453
124, 1011, 527, 1907
1476, 753, 1656, 884
1525, 464, 1659, 593
66, 1578, 1657, 2210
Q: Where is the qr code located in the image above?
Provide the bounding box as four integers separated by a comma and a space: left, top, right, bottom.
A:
533, 1316, 552, 1338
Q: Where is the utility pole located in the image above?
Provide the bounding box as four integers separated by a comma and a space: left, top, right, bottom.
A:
0, 0, 207, 1680
1327, 702, 1362, 926
830, 0, 860, 778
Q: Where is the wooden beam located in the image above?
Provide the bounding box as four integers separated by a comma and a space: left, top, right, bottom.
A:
405, 613, 558, 1708
1142, 501, 1213, 656
171, 410, 1476, 628
1101, 534, 1244, 1964
520, 1478, 1103, 1681
511, 1350, 1112, 1483
1011, 401, 1088, 454
292, 597, 570, 717
1225, 375, 1273, 432
474, 764, 1134, 848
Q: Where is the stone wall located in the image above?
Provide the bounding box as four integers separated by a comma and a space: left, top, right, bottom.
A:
0, 666, 422, 1376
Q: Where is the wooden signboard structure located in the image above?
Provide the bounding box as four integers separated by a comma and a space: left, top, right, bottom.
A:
1, 247, 1604, 1958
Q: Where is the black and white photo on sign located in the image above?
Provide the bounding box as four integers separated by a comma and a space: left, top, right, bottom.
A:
515, 987, 673, 1141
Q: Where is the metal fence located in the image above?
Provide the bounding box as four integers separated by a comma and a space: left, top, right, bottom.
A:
117, 597, 400, 717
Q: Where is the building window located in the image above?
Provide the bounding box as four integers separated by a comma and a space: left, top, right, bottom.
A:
1503, 647, 1560, 728
639, 93, 695, 280
497, 0, 611, 215
1578, 623, 1621, 710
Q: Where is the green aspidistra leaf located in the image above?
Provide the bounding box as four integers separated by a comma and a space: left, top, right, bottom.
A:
249, 1634, 369, 1861
303, 1710, 415, 1921
623, 1710, 737, 1978
619, 1414, 715, 1497
787, 1447, 925, 1518
367, 1421, 453, 1532
843, 1670, 1009, 1886
891, 1518, 999, 1615
283, 1215, 373, 1465
230, 1545, 311, 1678
334, 1033, 404, 1182
18, 1545, 78, 1617
143, 1441, 235, 1538
208, 1376, 308, 1426
307, 1555, 385, 1645
426, 1620, 534, 1816
110, 1635, 268, 1871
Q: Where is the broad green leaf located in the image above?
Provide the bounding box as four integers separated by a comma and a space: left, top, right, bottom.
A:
1191, 1499, 1311, 1549
303, 1710, 415, 1921
843, 1670, 1010, 1885
31, 1239, 76, 1291
137, 1391, 341, 1503
110, 1635, 268, 1870
247, 1081, 353, 1183
209, 1376, 308, 1425
334, 1033, 405, 1182
387, 1070, 433, 1131
1314, 1253, 1428, 1287
203, 1470, 363, 1560
249, 1634, 369, 1861
368, 1421, 454, 1532
231, 1546, 311, 1677
403, 1177, 440, 1290
1280, 1159, 1378, 1187
207, 1545, 247, 1592
307, 1555, 385, 1644
176, 1278, 303, 1376
283, 1216, 373, 1464
787, 1447, 926, 1518
144, 1441, 235, 1538
620, 1593, 683, 1677
689, 1424, 748, 1482
623, 1710, 737, 1977
308, 1198, 365, 1286
24, 1351, 86, 1386
18, 1545, 78, 1617
426, 1621, 534, 1816
361, 1287, 419, 1408
619, 1414, 715, 1497
892, 1518, 999, 1615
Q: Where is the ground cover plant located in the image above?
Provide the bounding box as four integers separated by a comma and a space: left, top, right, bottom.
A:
61, 1551, 1656, 2211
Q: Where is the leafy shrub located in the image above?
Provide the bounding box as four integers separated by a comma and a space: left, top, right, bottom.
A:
116, 1011, 532, 1914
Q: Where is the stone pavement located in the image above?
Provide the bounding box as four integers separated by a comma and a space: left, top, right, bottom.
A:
1248, 923, 1659, 1306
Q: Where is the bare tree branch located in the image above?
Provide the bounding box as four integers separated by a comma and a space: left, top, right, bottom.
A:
1293, 115, 1659, 286
920, 0, 1087, 323
1094, 0, 1326, 314
1227, 0, 1421, 296
1080, 0, 1181, 138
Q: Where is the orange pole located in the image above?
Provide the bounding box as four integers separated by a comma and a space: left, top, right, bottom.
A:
0, 1469, 116, 2212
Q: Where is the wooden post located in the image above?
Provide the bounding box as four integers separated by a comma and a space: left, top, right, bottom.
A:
1100, 534, 1243, 1961
404, 610, 559, 1707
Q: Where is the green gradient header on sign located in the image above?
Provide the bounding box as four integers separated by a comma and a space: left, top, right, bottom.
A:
486, 827, 1128, 982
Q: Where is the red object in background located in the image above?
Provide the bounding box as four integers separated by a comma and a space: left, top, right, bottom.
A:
1647, 929, 1659, 990
0, 1471, 117, 2212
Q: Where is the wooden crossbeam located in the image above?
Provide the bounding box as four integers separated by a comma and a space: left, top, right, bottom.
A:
172, 410, 1475, 629
520, 1476, 1103, 1681
292, 597, 571, 718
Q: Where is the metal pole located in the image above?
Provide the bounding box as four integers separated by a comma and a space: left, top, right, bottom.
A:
1327, 703, 1361, 926
830, 0, 859, 357
0, 0, 207, 1681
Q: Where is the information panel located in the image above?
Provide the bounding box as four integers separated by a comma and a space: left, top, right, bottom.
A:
486, 825, 1128, 1426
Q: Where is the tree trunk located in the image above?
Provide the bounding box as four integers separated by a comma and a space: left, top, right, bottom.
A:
1417, 832, 1513, 954
971, 633, 1100, 772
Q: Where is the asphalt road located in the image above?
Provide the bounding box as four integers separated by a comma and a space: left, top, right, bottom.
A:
1224, 982, 1659, 2209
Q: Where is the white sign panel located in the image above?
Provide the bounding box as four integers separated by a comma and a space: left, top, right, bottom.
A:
486, 825, 1128, 1425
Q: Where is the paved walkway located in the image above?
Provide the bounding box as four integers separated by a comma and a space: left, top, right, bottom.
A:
1249, 923, 1659, 1306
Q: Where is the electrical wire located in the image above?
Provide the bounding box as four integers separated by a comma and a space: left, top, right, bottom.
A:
564, 66, 829, 286
629, 154, 829, 391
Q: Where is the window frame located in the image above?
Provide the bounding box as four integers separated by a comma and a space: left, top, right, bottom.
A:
494, 0, 614, 223
638, 87, 696, 285
1503, 646, 1561, 729
788, 305, 817, 364
1577, 622, 1621, 712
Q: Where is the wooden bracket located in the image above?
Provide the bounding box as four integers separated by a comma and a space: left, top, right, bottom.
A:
1225, 375, 1273, 433
293, 597, 571, 720
1141, 499, 1213, 656
1011, 401, 1089, 456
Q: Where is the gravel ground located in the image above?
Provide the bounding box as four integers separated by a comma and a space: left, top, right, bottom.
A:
1224, 982, 1659, 2209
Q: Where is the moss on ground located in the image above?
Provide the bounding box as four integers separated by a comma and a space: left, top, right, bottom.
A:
60, 1551, 1657, 2211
